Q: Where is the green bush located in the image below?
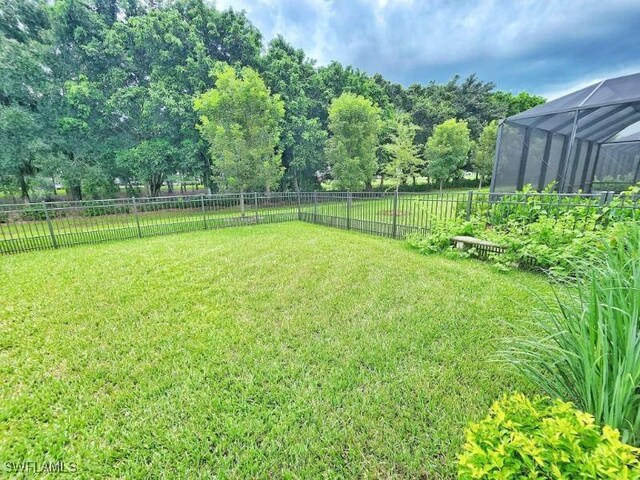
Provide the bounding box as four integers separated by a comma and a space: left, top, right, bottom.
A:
20, 205, 47, 221
500, 223, 640, 445
81, 201, 131, 217
458, 394, 640, 479
408, 184, 640, 276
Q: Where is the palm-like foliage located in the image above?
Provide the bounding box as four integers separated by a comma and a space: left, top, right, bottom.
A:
501, 224, 640, 445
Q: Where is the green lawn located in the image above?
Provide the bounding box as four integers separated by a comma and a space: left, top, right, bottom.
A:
0, 222, 550, 478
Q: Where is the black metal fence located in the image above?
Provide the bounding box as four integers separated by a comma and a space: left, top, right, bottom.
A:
1, 190, 638, 255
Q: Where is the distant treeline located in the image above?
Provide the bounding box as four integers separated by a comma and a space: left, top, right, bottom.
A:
0, 0, 545, 201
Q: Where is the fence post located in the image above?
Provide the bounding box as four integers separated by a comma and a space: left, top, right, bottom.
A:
201, 194, 207, 230
392, 188, 398, 239
254, 192, 259, 223
313, 191, 318, 223
598, 190, 612, 213
42, 201, 58, 249
346, 191, 352, 230
132, 197, 142, 238
466, 190, 474, 221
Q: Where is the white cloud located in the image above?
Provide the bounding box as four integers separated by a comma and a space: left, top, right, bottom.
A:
213, 0, 640, 91
539, 64, 640, 100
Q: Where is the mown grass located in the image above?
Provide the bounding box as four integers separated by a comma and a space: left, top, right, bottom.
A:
0, 222, 550, 478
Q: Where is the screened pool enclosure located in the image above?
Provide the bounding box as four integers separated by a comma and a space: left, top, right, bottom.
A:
491, 72, 640, 193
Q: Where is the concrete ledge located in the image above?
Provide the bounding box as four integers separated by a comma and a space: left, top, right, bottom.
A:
451, 235, 503, 251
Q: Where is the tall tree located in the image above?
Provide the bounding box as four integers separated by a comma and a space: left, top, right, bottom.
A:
262, 36, 319, 190
383, 112, 422, 188
474, 120, 498, 189
290, 116, 327, 191
425, 118, 472, 191
0, 0, 51, 200
194, 65, 284, 212
325, 93, 381, 191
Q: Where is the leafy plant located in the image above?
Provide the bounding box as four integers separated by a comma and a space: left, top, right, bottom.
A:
499, 223, 640, 445
458, 394, 640, 479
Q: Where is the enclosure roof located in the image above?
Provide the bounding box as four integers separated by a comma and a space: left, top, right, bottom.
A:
510, 72, 640, 120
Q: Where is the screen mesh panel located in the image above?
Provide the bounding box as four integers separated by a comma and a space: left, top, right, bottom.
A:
492, 72, 640, 193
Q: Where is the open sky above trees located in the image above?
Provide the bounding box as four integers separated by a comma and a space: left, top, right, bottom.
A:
218, 0, 640, 99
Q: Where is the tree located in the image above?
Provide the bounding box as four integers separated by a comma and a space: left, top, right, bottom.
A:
325, 93, 381, 191
474, 120, 498, 189
194, 65, 284, 213
383, 112, 421, 188
492, 91, 546, 118
425, 119, 471, 191
290, 116, 327, 191
262, 36, 319, 190
0, 0, 51, 201
116, 139, 176, 196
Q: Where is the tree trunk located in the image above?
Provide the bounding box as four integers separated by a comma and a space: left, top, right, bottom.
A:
439, 178, 444, 192
149, 175, 163, 197
19, 174, 30, 202
380, 173, 385, 188
239, 187, 245, 216
167, 180, 174, 193
412, 175, 416, 186
69, 182, 82, 200
365, 179, 372, 191
478, 177, 483, 190
52, 175, 57, 196
293, 169, 300, 193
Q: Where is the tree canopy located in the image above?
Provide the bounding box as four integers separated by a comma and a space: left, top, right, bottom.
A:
326, 93, 381, 191
425, 119, 472, 191
0, 0, 544, 200
194, 65, 285, 197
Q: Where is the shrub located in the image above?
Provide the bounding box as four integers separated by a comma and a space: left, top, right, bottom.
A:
20, 204, 47, 221
406, 219, 481, 254
82, 201, 131, 217
500, 223, 640, 445
458, 394, 640, 479
408, 185, 640, 276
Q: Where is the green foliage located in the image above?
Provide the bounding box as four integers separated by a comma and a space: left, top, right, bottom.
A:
290, 116, 327, 190
325, 93, 381, 190
116, 139, 176, 196
473, 120, 497, 188
458, 393, 640, 479
0, 0, 544, 200
407, 219, 479, 254
500, 224, 640, 446
408, 184, 640, 276
425, 119, 472, 190
491, 91, 546, 118
383, 112, 422, 186
194, 64, 285, 192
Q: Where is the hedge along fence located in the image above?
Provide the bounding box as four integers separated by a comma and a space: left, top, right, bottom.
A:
1, 190, 638, 255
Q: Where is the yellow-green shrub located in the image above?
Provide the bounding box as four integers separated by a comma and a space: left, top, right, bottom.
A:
458, 394, 640, 479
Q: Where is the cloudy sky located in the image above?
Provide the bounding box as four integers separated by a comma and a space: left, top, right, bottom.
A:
214, 0, 640, 100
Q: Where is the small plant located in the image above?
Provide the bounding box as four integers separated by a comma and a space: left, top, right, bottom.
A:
458, 394, 640, 479
500, 223, 640, 445
407, 219, 482, 255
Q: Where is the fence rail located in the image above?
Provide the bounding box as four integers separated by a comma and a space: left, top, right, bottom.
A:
1, 190, 638, 255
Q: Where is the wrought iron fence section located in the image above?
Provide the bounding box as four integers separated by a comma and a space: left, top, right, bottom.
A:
1, 190, 638, 254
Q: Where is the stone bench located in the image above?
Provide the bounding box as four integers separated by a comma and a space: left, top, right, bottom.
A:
451, 235, 505, 255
